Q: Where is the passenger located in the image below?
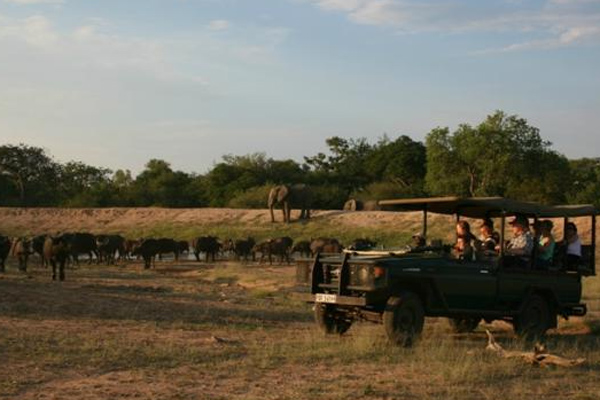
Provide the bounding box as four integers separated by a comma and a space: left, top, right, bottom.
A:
454, 221, 475, 261
565, 222, 582, 268
536, 220, 555, 268
478, 219, 498, 254
412, 233, 426, 248
504, 214, 533, 267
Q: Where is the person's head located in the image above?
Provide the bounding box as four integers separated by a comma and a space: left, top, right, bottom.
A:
412, 233, 425, 247
480, 219, 493, 237
566, 222, 578, 239
541, 220, 554, 236
456, 221, 471, 237
509, 214, 529, 235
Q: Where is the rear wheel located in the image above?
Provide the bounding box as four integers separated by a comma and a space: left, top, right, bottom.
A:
513, 294, 551, 340
314, 303, 352, 335
449, 317, 481, 333
383, 292, 425, 347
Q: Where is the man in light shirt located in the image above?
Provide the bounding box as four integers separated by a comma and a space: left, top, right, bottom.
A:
506, 214, 534, 257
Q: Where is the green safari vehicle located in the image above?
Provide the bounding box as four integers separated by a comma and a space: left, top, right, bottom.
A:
295, 197, 597, 346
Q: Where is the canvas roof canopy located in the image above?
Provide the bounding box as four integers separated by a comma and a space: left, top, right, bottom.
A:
378, 197, 597, 219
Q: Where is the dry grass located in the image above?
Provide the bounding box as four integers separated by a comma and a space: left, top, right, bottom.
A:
1, 255, 600, 400
1, 208, 599, 399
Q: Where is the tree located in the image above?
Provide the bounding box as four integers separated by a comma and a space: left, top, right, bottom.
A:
568, 158, 600, 207
366, 135, 426, 193
131, 159, 197, 207
0, 144, 60, 206
58, 161, 113, 206
425, 111, 568, 203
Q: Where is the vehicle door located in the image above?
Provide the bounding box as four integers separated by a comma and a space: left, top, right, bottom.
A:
433, 257, 499, 310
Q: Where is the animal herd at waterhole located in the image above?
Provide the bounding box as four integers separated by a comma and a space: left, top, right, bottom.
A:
0, 232, 377, 281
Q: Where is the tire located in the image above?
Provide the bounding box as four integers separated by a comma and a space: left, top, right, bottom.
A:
513, 294, 551, 340
314, 303, 352, 335
449, 317, 481, 333
383, 293, 425, 347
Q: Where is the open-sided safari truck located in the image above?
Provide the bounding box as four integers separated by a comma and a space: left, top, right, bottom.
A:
295, 197, 597, 346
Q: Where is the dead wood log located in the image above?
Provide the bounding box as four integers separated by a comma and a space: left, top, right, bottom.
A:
485, 330, 585, 367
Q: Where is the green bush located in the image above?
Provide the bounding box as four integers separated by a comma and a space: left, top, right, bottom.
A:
227, 185, 271, 209
352, 181, 423, 202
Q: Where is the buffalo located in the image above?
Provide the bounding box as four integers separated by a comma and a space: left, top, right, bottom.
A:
11, 237, 32, 272
132, 239, 160, 269
229, 237, 256, 262
310, 237, 343, 255
291, 240, 312, 258
62, 232, 97, 265
0, 236, 11, 273
43, 235, 70, 281
192, 236, 221, 262
348, 238, 377, 251
32, 235, 48, 268
176, 240, 190, 256
156, 238, 180, 261
96, 234, 126, 265
253, 236, 293, 265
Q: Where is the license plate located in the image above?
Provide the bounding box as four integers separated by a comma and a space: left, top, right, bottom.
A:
315, 293, 337, 304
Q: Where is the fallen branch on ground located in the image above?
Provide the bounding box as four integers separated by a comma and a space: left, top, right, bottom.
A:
485, 330, 585, 367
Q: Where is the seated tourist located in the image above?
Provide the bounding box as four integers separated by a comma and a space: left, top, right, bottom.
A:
565, 222, 582, 269
503, 214, 533, 268
478, 219, 498, 255
454, 221, 475, 261
536, 220, 555, 268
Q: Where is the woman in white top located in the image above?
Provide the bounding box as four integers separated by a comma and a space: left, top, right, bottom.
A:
565, 222, 582, 268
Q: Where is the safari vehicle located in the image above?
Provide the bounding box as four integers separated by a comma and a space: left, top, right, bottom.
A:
295, 197, 597, 346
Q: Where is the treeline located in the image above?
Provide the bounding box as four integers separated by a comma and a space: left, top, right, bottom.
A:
1, 111, 599, 209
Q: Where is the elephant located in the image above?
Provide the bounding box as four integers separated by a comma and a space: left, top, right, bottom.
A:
268, 184, 311, 223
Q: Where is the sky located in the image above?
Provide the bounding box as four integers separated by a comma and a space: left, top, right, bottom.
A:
1, 0, 599, 174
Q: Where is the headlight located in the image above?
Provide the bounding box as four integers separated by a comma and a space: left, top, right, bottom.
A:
350, 265, 374, 286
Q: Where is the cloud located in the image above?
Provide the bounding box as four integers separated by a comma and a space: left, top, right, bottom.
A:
308, 0, 600, 52
207, 19, 230, 31
3, 0, 64, 4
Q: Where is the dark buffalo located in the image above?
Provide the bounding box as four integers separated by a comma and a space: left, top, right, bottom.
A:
176, 240, 190, 256
0, 236, 11, 273
32, 235, 48, 268
253, 236, 293, 265
96, 234, 126, 265
132, 239, 160, 269
291, 240, 311, 258
192, 236, 220, 262
224, 237, 255, 261
310, 237, 343, 255
43, 235, 70, 281
156, 238, 180, 261
233, 237, 256, 262
62, 232, 97, 265
348, 238, 377, 251
123, 239, 139, 260
11, 237, 32, 272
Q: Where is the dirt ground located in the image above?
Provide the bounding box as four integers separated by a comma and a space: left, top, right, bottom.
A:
2, 255, 600, 400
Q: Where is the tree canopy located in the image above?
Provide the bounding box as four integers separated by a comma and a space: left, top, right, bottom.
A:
0, 111, 595, 209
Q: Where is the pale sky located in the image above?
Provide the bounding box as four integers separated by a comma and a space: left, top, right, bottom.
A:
1, 0, 599, 174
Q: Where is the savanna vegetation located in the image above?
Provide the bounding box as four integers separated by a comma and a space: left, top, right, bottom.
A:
2, 110, 599, 209
1, 256, 600, 400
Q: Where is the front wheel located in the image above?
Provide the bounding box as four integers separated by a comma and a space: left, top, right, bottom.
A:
383, 293, 425, 347
314, 303, 352, 335
513, 294, 552, 340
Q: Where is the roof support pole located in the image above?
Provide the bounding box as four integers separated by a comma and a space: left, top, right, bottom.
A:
422, 204, 428, 241
592, 215, 596, 275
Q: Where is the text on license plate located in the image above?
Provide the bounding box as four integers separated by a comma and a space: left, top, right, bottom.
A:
315, 294, 337, 303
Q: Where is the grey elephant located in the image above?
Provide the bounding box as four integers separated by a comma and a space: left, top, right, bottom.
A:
268, 184, 311, 223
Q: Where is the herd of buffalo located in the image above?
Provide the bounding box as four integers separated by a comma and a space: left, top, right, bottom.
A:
0, 233, 377, 281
